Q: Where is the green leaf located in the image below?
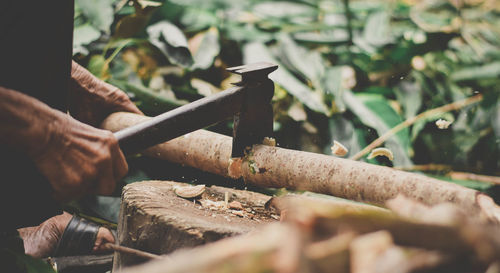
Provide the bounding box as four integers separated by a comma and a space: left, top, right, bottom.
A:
87, 55, 106, 77
108, 79, 186, 115
427, 174, 493, 192
180, 8, 219, 32
113, 1, 161, 39
492, 100, 500, 149
293, 30, 349, 44
75, 0, 114, 33
450, 62, 500, 81
394, 80, 422, 119
243, 42, 330, 115
6, 250, 56, 273
73, 23, 101, 55
147, 21, 194, 67
343, 90, 413, 167
409, 1, 459, 33
223, 23, 274, 43
252, 1, 316, 19
323, 67, 346, 112
190, 27, 221, 70
362, 10, 394, 47
80, 196, 121, 223
277, 33, 324, 86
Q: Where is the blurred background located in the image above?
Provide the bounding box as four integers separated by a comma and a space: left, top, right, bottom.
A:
72, 0, 500, 219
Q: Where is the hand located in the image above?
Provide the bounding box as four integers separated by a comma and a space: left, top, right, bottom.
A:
33, 112, 128, 201
0, 87, 128, 202
69, 61, 143, 127
18, 212, 115, 258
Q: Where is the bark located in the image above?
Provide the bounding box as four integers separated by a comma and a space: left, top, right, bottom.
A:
113, 180, 277, 271
101, 112, 500, 224
282, 196, 500, 263
116, 195, 496, 273
48, 254, 113, 273
117, 223, 307, 273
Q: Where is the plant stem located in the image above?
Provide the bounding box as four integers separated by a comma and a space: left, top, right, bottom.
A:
342, 0, 353, 46
350, 94, 484, 161
104, 243, 163, 260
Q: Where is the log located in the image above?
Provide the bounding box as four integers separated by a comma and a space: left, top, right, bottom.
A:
48, 254, 113, 273
116, 194, 498, 273
113, 180, 278, 270
117, 223, 306, 273
101, 112, 500, 224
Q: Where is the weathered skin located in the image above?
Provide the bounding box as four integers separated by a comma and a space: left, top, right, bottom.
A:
17, 212, 115, 258
0, 61, 142, 201
1, 62, 141, 257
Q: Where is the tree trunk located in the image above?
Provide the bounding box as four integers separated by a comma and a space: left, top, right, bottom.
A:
113, 180, 278, 271
101, 112, 500, 224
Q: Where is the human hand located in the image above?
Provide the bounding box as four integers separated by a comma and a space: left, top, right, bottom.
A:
33, 112, 128, 201
69, 61, 143, 127
18, 211, 115, 258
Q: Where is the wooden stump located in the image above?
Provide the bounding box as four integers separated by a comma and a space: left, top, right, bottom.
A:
113, 180, 279, 270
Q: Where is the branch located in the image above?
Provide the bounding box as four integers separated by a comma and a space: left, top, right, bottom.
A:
350, 94, 483, 161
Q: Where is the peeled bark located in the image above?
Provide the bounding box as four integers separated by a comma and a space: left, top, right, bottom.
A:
101, 112, 500, 223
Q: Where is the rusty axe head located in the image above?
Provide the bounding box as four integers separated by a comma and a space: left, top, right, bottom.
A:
226, 62, 278, 158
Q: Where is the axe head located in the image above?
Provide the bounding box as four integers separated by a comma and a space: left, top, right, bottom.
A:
227, 62, 278, 158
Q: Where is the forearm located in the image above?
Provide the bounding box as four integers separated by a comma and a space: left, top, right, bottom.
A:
0, 86, 64, 158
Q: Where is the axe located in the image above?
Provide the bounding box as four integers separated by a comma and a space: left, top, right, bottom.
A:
114, 62, 278, 158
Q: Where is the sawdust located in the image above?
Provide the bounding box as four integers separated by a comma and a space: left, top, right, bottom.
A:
193, 188, 280, 222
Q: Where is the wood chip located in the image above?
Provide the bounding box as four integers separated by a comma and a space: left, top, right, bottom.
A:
331, 140, 348, 156
263, 137, 276, 146
199, 199, 226, 210
228, 201, 244, 210
367, 147, 394, 161
435, 119, 452, 129
231, 210, 245, 217
174, 184, 206, 199
227, 158, 243, 179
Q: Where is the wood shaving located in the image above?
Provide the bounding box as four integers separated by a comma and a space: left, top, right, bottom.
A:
231, 210, 245, 217
331, 140, 348, 156
224, 192, 229, 207
435, 119, 452, 129
227, 158, 243, 179
174, 184, 205, 199
262, 137, 276, 147
199, 199, 226, 210
367, 148, 394, 161
228, 201, 244, 210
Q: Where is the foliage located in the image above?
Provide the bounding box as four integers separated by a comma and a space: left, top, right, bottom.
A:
73, 0, 500, 176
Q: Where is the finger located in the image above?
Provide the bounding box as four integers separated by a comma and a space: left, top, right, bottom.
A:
94, 154, 116, 196
111, 142, 129, 182
107, 86, 143, 115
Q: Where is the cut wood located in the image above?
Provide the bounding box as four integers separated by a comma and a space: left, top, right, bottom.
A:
101, 112, 500, 223
113, 180, 278, 271
116, 194, 499, 273
117, 223, 306, 273
48, 254, 113, 273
